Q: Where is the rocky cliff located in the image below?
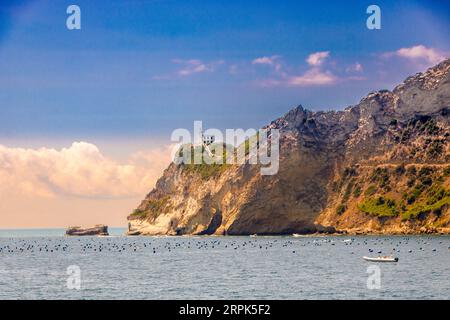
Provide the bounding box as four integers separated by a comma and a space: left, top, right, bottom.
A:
128, 59, 450, 235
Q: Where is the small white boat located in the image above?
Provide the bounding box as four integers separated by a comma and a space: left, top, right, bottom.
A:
250, 234, 257, 237
292, 234, 302, 237
363, 256, 399, 262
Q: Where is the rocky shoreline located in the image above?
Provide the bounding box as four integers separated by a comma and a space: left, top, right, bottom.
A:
126, 220, 450, 236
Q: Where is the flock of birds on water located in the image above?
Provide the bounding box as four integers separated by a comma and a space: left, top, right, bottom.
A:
0, 236, 448, 257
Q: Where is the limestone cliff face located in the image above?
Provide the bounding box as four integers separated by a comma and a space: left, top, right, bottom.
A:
128, 59, 450, 235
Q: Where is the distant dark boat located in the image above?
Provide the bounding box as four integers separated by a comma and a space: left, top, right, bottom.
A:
66, 225, 108, 236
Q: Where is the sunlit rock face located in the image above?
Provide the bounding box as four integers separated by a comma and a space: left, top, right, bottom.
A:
128, 59, 450, 235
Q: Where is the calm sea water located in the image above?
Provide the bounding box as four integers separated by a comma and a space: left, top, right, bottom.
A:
0, 228, 127, 238
0, 230, 448, 299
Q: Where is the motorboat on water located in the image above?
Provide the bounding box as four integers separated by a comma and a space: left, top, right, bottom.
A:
363, 256, 399, 262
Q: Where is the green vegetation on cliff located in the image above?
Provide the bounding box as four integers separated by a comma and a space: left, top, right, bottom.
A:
184, 162, 230, 180
130, 208, 147, 219
130, 196, 171, 220
358, 197, 398, 217
355, 165, 450, 220
178, 144, 232, 180
402, 196, 450, 220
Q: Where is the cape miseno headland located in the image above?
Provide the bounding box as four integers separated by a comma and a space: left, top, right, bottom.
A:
128, 59, 450, 236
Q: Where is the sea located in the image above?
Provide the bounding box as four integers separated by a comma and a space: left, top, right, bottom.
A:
0, 229, 448, 299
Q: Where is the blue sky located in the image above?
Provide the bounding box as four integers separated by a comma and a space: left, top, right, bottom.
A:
0, 0, 449, 227
0, 0, 449, 142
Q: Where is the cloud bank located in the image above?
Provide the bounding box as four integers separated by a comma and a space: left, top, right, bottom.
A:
0, 142, 172, 199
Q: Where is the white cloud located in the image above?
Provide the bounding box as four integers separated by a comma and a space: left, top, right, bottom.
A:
385, 45, 446, 66
252, 55, 282, 72
306, 51, 330, 66
252, 55, 279, 65
172, 59, 224, 76
287, 68, 337, 86
0, 142, 172, 199
254, 51, 339, 87
346, 62, 363, 73
255, 68, 338, 87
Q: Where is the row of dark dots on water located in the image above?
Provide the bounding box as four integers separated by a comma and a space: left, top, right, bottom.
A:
0, 236, 448, 255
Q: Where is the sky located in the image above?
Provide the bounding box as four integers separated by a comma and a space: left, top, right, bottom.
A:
0, 0, 449, 228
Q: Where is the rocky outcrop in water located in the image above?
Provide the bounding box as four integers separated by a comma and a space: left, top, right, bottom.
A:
66, 225, 109, 236
128, 59, 450, 235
